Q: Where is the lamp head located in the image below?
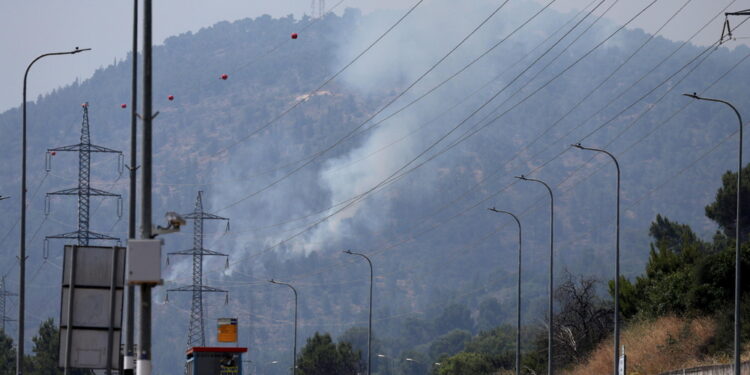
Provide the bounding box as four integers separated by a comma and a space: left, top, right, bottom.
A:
515, 175, 527, 180
343, 249, 353, 255
571, 142, 583, 149
683, 92, 700, 99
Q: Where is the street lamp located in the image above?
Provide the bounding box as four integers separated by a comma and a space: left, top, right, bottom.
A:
515, 175, 554, 375
269, 279, 298, 375
0, 196, 9, 201
571, 143, 621, 375
488, 208, 522, 375
683, 92, 743, 375
19, 46, 90, 375
343, 250, 373, 375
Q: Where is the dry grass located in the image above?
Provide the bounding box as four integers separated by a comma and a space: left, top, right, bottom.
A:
563, 316, 717, 375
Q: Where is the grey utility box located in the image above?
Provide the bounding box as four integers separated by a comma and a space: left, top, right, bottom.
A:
126, 239, 163, 285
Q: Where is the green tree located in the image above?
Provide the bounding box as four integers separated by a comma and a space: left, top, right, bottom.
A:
436, 352, 494, 375
704, 165, 750, 239
0, 329, 16, 375
297, 332, 361, 375
25, 319, 88, 375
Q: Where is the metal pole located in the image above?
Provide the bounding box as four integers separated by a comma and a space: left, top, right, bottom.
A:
64, 246, 78, 375
19, 47, 89, 375
516, 176, 554, 375
682, 93, 743, 375
344, 250, 373, 375
106, 247, 120, 375
269, 280, 298, 375
124, 1, 139, 373
488, 208, 522, 375
571, 143, 621, 375
138, 1, 154, 375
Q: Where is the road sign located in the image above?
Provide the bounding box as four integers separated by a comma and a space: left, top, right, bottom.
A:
217, 318, 238, 343
59, 245, 125, 370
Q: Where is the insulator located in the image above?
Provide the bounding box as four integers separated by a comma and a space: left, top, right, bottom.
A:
117, 197, 123, 219
43, 239, 49, 260
45, 153, 52, 172
165, 293, 169, 303
225, 258, 229, 269
44, 196, 51, 217
166, 256, 170, 266
117, 154, 124, 175
225, 221, 230, 233
225, 293, 229, 305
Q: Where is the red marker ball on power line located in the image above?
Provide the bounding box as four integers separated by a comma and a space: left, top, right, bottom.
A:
221, 74, 228, 80
50, 151, 56, 156
121, 104, 127, 109
168, 95, 174, 101
291, 33, 298, 39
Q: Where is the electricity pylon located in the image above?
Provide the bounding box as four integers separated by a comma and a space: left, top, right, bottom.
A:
45, 102, 122, 247
311, 0, 325, 18
167, 191, 230, 348
0, 276, 17, 332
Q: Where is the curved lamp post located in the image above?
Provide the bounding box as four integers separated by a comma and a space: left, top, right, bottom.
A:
344, 250, 373, 375
571, 143, 621, 375
683, 93, 743, 375
269, 279, 298, 375
19, 47, 90, 375
488, 208, 522, 375
515, 175, 554, 375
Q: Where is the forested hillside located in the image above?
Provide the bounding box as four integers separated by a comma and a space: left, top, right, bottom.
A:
1, 1, 750, 373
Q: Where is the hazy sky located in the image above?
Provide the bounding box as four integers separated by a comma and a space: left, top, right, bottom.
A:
1, 0, 748, 114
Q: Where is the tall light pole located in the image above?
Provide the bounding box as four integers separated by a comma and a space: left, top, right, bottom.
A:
344, 250, 373, 375
515, 175, 554, 375
571, 143, 621, 375
269, 279, 298, 375
488, 208, 522, 375
19, 46, 90, 375
683, 93, 743, 375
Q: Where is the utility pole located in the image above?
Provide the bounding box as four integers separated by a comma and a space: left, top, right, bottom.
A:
124, 0, 139, 373
45, 103, 123, 247
138, 1, 154, 374
167, 191, 229, 348
0, 277, 17, 333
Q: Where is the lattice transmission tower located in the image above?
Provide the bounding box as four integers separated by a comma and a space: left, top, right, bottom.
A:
311, 0, 325, 18
45, 102, 122, 249
0, 276, 17, 332
167, 191, 230, 348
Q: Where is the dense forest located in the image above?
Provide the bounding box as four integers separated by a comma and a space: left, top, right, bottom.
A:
1, 0, 750, 374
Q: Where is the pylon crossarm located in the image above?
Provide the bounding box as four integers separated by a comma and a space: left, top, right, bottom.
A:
47, 187, 80, 196
88, 144, 122, 153
181, 212, 229, 221
88, 187, 120, 197
167, 285, 227, 293
49, 144, 84, 152
46, 230, 118, 241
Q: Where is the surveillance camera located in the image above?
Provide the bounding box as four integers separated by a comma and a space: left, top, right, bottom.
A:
164, 211, 186, 228
152, 211, 187, 236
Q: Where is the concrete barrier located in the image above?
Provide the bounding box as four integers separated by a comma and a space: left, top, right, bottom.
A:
658, 362, 750, 375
